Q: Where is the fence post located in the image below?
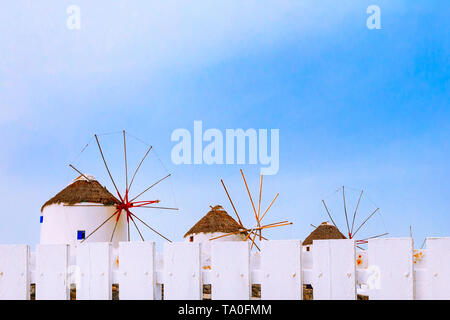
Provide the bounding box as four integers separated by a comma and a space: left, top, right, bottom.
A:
261, 240, 302, 300
211, 241, 250, 300
368, 238, 414, 300
77, 242, 112, 300
426, 237, 450, 299
36, 244, 69, 300
164, 242, 202, 300
119, 241, 155, 300
312, 239, 356, 300
0, 245, 30, 300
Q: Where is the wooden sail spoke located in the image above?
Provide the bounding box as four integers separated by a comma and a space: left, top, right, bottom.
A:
322, 199, 337, 228
136, 206, 179, 211
63, 204, 115, 207
130, 212, 172, 243
352, 208, 380, 238
94, 134, 123, 202
209, 229, 249, 241
350, 190, 364, 236
240, 169, 259, 223
123, 130, 129, 198
221, 179, 244, 227
81, 209, 119, 243
257, 175, 263, 240
127, 144, 152, 193
129, 174, 171, 203
68, 164, 92, 182
129, 214, 145, 241
110, 218, 119, 242
250, 232, 258, 250
358, 232, 389, 242
259, 193, 279, 223
342, 186, 350, 237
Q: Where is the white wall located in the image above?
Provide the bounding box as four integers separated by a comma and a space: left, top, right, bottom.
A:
40, 203, 127, 247
184, 232, 246, 267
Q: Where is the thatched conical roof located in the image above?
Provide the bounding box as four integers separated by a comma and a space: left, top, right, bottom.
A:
41, 176, 118, 212
303, 222, 347, 245
184, 205, 243, 238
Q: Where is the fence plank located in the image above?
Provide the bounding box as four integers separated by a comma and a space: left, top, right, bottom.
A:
312, 239, 356, 300
426, 237, 450, 300
36, 244, 69, 300
0, 245, 29, 300
77, 242, 112, 300
119, 242, 155, 300
261, 240, 302, 300
368, 238, 414, 300
211, 241, 250, 300
164, 242, 202, 300
413, 248, 428, 300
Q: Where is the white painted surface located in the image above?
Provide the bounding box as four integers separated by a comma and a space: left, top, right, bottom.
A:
154, 251, 163, 300
368, 238, 414, 300
40, 203, 127, 248
426, 237, 450, 299
211, 241, 250, 300
184, 232, 245, 268
36, 244, 69, 300
164, 242, 202, 300
119, 241, 155, 300
261, 240, 302, 300
313, 239, 356, 300
0, 245, 29, 300
413, 249, 428, 300
77, 242, 111, 300
302, 250, 313, 270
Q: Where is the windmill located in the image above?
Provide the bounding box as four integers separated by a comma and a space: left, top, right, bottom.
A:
320, 186, 387, 249
210, 169, 293, 251
67, 130, 178, 243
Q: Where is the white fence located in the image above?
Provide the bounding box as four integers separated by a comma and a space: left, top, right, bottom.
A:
0, 237, 449, 300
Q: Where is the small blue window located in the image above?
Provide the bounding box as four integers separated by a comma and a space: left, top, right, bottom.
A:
40, 216, 43, 223
77, 230, 86, 240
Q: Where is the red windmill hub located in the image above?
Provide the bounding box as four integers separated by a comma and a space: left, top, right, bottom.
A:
115, 198, 160, 224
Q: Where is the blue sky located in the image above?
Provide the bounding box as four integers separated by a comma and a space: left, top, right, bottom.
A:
0, 1, 448, 248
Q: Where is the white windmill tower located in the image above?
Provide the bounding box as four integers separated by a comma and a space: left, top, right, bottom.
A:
40, 175, 127, 247
184, 205, 246, 267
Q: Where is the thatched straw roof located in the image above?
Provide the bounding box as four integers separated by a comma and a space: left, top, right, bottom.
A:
303, 222, 347, 245
184, 205, 243, 238
41, 177, 118, 212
